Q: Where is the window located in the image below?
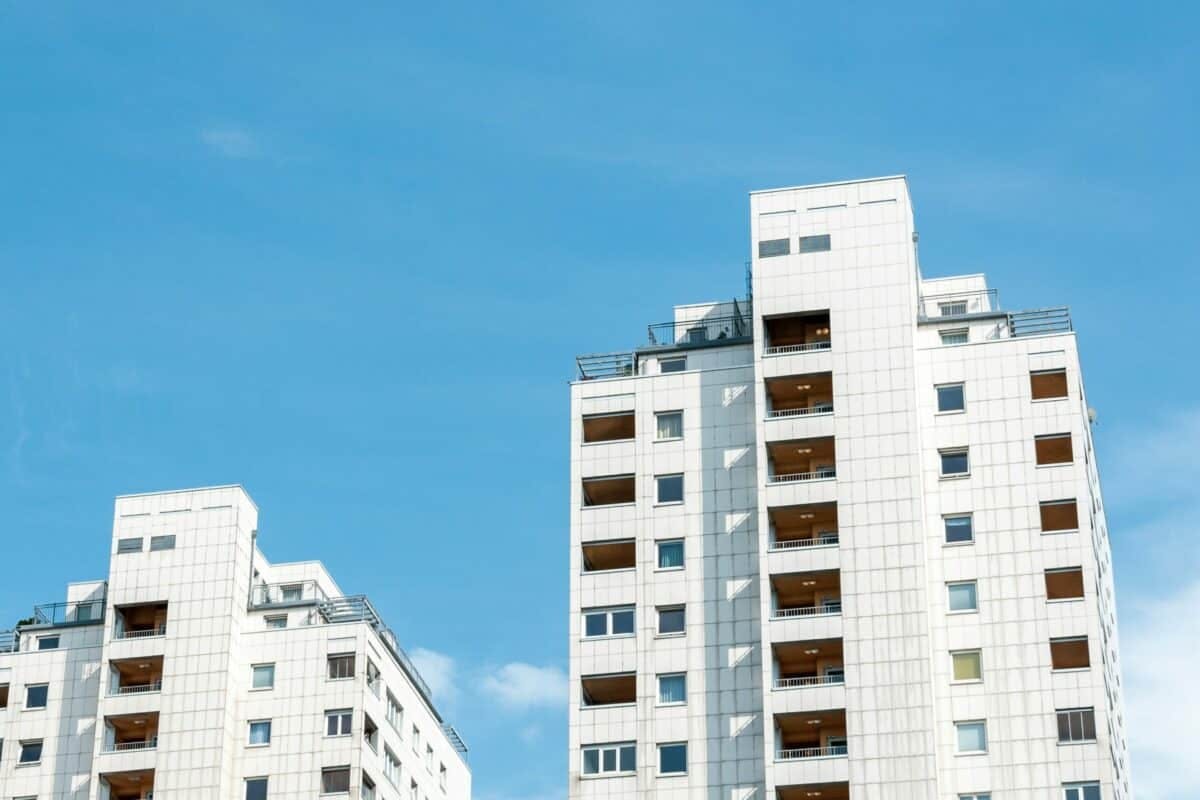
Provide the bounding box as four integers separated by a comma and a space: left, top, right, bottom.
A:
426, 743, 434, 770
322, 766, 351, 794
1050, 637, 1090, 670
798, 234, 831, 253
25, 684, 48, 709
1031, 368, 1069, 400
327, 653, 355, 680
150, 534, 176, 551
387, 692, 404, 729
1035, 434, 1074, 465
937, 383, 965, 412
366, 659, 381, 696
655, 474, 684, 504
1063, 782, 1101, 800
412, 725, 422, 752
361, 773, 376, 800
1046, 567, 1085, 601
246, 777, 269, 800
326, 709, 353, 737
656, 540, 684, 570
657, 606, 685, 635
955, 721, 987, 753
959, 795, 991, 800
18, 739, 43, 764
410, 779, 419, 800
947, 581, 978, 612
385, 748, 402, 785
1040, 500, 1079, 533
952, 650, 982, 681
939, 301, 968, 316
581, 742, 636, 776
655, 411, 683, 440
364, 714, 379, 751
659, 357, 686, 374
117, 537, 143, 554
280, 584, 303, 602
657, 674, 686, 705
1057, 708, 1097, 742
940, 329, 969, 345
581, 673, 636, 706
37, 635, 59, 650
0, 683, 8, 707
248, 719, 272, 746
265, 615, 287, 629
252, 663, 275, 689
440, 763, 447, 791
582, 412, 635, 443
583, 606, 635, 638
658, 742, 687, 774
939, 448, 970, 477
944, 514, 974, 544
759, 238, 790, 257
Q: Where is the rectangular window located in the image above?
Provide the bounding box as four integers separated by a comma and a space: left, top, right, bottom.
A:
944, 514, 974, 544
583, 606, 635, 638
265, 614, 287, 629
426, 744, 434, 769
385, 748, 402, 785
959, 795, 991, 800
1051, 637, 1090, 670
939, 301, 968, 316
759, 238, 790, 257
798, 234, 831, 253
1046, 567, 1085, 601
955, 721, 987, 753
365, 714, 379, 751
582, 412, 635, 444
952, 650, 982, 681
947, 581, 978, 612
937, 383, 966, 412
327, 653, 355, 680
37, 635, 59, 650
655, 411, 683, 440
656, 540, 684, 570
280, 584, 303, 602
25, 684, 48, 709
361, 773, 376, 800
248, 719, 272, 746
440, 763, 447, 791
366, 659, 381, 696
251, 663, 275, 690
655, 474, 684, 504
1040, 500, 1079, 532
322, 766, 351, 794
1031, 368, 1069, 400
581, 742, 636, 776
657, 674, 686, 705
658, 742, 687, 774
150, 534, 176, 551
246, 777, 269, 800
0, 683, 8, 707
117, 536, 143, 553
657, 606, 685, 635
387, 692, 404, 730
940, 328, 969, 345
939, 449, 970, 477
1057, 708, 1097, 742
325, 709, 353, 737
412, 725, 421, 752
18, 739, 43, 763
1063, 782, 1101, 800
1036, 434, 1074, 465
659, 357, 686, 374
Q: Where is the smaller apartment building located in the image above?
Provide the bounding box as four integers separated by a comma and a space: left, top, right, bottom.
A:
0, 485, 470, 800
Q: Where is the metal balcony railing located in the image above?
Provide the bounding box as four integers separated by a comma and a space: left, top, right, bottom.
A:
27, 599, 106, 628
105, 737, 157, 753
763, 340, 832, 356
442, 724, 470, 759
773, 602, 842, 619
769, 468, 836, 484
771, 533, 839, 550
112, 681, 162, 696
251, 580, 328, 608
318, 596, 434, 706
768, 403, 834, 419
114, 625, 166, 640
0, 629, 16, 652
775, 673, 845, 689
576, 351, 636, 381
1008, 307, 1072, 336
646, 307, 750, 348
777, 744, 848, 760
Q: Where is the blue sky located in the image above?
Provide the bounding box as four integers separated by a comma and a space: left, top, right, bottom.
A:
2, 3, 1197, 799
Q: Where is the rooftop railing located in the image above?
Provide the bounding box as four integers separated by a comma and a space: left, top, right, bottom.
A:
768, 468, 836, 484
646, 307, 750, 348
773, 602, 842, 619
251, 580, 329, 608
1008, 307, 1072, 336
576, 352, 636, 381
768, 403, 833, 419
771, 533, 839, 550
777, 744, 848, 760
27, 599, 106, 628
775, 673, 845, 690
442, 724, 470, 760
0, 629, 16, 652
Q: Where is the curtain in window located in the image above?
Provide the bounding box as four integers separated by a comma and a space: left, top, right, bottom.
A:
658, 542, 684, 569
659, 676, 686, 704
657, 413, 682, 439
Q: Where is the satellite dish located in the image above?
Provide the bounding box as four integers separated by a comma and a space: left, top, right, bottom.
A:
1087, 408, 1098, 425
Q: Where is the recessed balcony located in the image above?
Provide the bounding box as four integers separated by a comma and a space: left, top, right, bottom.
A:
109, 656, 163, 696
582, 411, 635, 444
113, 602, 167, 640
582, 475, 636, 507
767, 438, 836, 484
582, 540, 636, 573
778, 782, 850, 800
103, 712, 159, 753
775, 709, 847, 760
765, 373, 834, 419
764, 312, 832, 356
773, 639, 844, 690
771, 571, 841, 619
581, 673, 636, 708
100, 768, 155, 800
770, 503, 839, 550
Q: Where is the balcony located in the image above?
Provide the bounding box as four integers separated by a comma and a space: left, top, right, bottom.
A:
581, 673, 636, 708
778, 783, 850, 800
582, 411, 635, 444
645, 301, 751, 349
19, 598, 106, 630
918, 288, 1072, 337
775, 709, 847, 761
770, 503, 838, 551
109, 656, 164, 696
582, 540, 636, 573
765, 373, 834, 418
771, 571, 841, 620
582, 475, 636, 507
763, 311, 831, 356
767, 438, 836, 484
250, 580, 328, 608
773, 639, 844, 690
103, 712, 159, 753
100, 768, 154, 800
113, 602, 167, 640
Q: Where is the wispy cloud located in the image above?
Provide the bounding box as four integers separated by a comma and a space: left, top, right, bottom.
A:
199, 125, 261, 159
410, 647, 459, 704
480, 662, 568, 711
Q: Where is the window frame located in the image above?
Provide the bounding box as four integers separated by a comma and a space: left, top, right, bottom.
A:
37, 635, 60, 651
251, 663, 276, 691
943, 513, 974, 545
947, 581, 979, 614
25, 683, 49, 709
939, 448, 970, 478
1030, 368, 1069, 401
1056, 707, 1097, 744
1063, 781, 1101, 800
1045, 567, 1086, 602
1040, 499, 1080, 533
656, 673, 687, 706
954, 720, 988, 755
327, 652, 356, 681
659, 357, 687, 374
245, 776, 269, 800
936, 383, 966, 413
655, 539, 685, 571
247, 718, 272, 747
657, 741, 688, 775
18, 739, 43, 764
951, 649, 983, 683
656, 605, 686, 637
1050, 636, 1091, 671
798, 233, 831, 253
150, 534, 176, 552
320, 765, 352, 795
654, 411, 684, 441
264, 614, 288, 629
654, 473, 685, 505
939, 328, 969, 345
581, 741, 636, 777
582, 605, 636, 639
1035, 433, 1075, 466
758, 237, 791, 258
325, 708, 354, 738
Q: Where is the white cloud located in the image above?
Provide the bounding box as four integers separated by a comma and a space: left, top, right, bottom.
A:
410, 647, 458, 704
199, 125, 260, 159
479, 662, 568, 711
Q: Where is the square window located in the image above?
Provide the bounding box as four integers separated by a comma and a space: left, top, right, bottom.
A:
759, 238, 790, 257
944, 515, 974, 544
955, 721, 987, 753
248, 719, 272, 745
657, 606, 685, 635
940, 329, 969, 345
655, 411, 683, 440
246, 777, 269, 800
659, 357, 686, 374
658, 742, 687, 774
937, 383, 965, 412
1064, 782, 1101, 800
656, 474, 684, 504
939, 449, 970, 477
252, 663, 275, 689
326, 709, 353, 737
1056, 707, 1097, 742
948, 582, 978, 612
951, 650, 982, 681
656, 540, 684, 569
327, 653, 355, 680
657, 673, 686, 705
19, 739, 43, 763
798, 234, 831, 253
322, 766, 351, 794
25, 684, 48, 709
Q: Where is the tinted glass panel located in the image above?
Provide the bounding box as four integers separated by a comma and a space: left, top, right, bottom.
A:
657, 541, 684, 569
602, 749, 616, 771
659, 743, 687, 773
611, 609, 635, 635
26, 685, 48, 708
937, 384, 965, 412
656, 475, 684, 503
660, 358, 686, 373
658, 675, 686, 704
246, 778, 268, 800
945, 516, 973, 543
940, 451, 969, 475
658, 608, 685, 634
656, 412, 683, 440
619, 744, 636, 771
956, 722, 986, 752
952, 651, 982, 680
798, 234, 831, 253
584, 613, 608, 637
582, 749, 599, 774
759, 238, 790, 257
948, 583, 978, 611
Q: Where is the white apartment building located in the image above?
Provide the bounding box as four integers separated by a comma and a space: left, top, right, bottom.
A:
568, 176, 1130, 800
0, 485, 470, 800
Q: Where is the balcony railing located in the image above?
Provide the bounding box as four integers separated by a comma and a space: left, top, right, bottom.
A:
112, 681, 162, 696
769, 469, 836, 484
777, 744, 848, 760
772, 533, 839, 550
768, 403, 834, 419
105, 738, 158, 753
646, 307, 750, 348
775, 673, 845, 690
764, 340, 831, 356
576, 351, 636, 381
318, 596, 434, 707
251, 580, 328, 608
773, 602, 842, 620
0, 629, 16, 652
114, 626, 166, 640
1008, 307, 1072, 337
27, 599, 106, 628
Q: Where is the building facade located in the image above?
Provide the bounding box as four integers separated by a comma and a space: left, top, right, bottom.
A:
568, 176, 1130, 800
0, 485, 470, 800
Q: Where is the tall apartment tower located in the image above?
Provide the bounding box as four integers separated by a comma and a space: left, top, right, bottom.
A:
0, 485, 470, 800
568, 176, 1129, 800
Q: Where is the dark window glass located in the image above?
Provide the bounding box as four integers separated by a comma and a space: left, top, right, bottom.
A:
758, 238, 790, 257
619, 744, 636, 771
582, 749, 600, 775
657, 541, 684, 569
246, 778, 268, 800
656, 475, 684, 503
940, 450, 970, 476
117, 537, 143, 553
660, 357, 686, 373
19, 741, 42, 763
611, 609, 635, 635
321, 767, 350, 793
584, 613, 608, 637
659, 743, 687, 774
798, 234, 831, 253
602, 749, 617, 771
150, 535, 176, 551
658, 607, 685, 635
25, 684, 48, 708
38, 636, 59, 650
945, 516, 973, 543
937, 384, 965, 412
